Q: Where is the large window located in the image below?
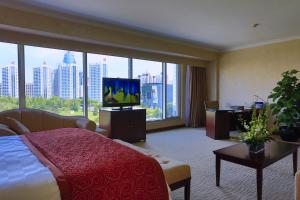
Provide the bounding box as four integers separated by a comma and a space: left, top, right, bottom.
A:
0, 42, 180, 123
0, 42, 19, 111
133, 59, 163, 120
25, 46, 84, 116
166, 63, 179, 117
87, 53, 129, 123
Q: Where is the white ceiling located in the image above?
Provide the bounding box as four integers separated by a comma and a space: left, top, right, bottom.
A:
9, 0, 300, 51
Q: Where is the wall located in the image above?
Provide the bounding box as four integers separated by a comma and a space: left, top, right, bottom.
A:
219, 39, 300, 109
0, 4, 217, 63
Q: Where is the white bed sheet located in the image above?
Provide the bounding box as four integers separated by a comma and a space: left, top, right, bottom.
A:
0, 136, 60, 200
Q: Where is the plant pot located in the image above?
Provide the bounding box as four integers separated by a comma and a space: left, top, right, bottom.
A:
296, 122, 300, 134
279, 126, 298, 142
247, 143, 265, 154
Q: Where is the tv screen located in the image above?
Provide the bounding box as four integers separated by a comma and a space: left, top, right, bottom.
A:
102, 78, 140, 107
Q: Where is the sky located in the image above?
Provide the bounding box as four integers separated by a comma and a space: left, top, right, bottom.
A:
0, 42, 176, 83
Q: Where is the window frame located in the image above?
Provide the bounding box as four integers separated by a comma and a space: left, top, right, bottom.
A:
0, 42, 181, 122
165, 63, 181, 119
86, 53, 130, 124
23, 45, 85, 116
132, 58, 164, 121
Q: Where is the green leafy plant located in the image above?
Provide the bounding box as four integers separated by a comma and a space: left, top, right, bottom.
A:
240, 106, 272, 147
268, 69, 300, 128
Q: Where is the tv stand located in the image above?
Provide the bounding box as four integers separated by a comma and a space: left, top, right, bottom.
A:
99, 108, 146, 143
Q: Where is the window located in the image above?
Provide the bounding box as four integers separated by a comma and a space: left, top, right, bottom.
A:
133, 59, 163, 120
166, 63, 179, 117
0, 42, 19, 111
0, 42, 181, 122
87, 53, 129, 123
25, 46, 84, 116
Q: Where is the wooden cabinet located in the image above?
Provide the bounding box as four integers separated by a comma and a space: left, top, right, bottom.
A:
99, 108, 146, 143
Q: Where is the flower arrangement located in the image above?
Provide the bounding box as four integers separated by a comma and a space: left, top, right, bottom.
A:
240, 106, 272, 152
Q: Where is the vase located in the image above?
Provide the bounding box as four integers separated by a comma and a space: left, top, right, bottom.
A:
247, 143, 265, 154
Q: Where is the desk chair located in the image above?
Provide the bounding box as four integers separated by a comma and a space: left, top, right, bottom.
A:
204, 101, 219, 110
204, 101, 230, 139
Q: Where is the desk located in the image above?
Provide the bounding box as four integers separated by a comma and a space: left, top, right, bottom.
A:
229, 109, 252, 131
206, 109, 252, 140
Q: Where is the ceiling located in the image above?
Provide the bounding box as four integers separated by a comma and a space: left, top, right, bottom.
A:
7, 0, 300, 51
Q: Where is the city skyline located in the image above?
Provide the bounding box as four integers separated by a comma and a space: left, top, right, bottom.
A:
0, 42, 178, 117
0, 43, 173, 83
0, 51, 170, 99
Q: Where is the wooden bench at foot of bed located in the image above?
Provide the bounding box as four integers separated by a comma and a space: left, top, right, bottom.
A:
114, 139, 191, 200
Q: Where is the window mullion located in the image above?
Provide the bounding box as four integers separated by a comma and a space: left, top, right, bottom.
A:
177, 64, 181, 118
128, 58, 132, 78
162, 63, 166, 119
83, 53, 88, 118
18, 44, 25, 109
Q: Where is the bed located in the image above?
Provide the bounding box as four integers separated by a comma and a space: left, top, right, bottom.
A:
0, 128, 170, 200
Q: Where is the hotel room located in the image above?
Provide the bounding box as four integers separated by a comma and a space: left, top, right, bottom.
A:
0, 0, 300, 200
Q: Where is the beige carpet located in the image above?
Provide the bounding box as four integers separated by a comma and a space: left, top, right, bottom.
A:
136, 128, 295, 200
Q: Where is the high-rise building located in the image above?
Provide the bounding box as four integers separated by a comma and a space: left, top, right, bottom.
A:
103, 57, 108, 77
141, 83, 162, 109
33, 62, 52, 98
138, 72, 151, 84
88, 58, 107, 101
25, 83, 34, 97
137, 72, 162, 84
1, 62, 18, 97
55, 51, 79, 99
79, 71, 83, 98
52, 68, 59, 97
88, 63, 101, 101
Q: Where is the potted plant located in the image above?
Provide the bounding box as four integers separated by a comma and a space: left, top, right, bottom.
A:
240, 106, 272, 154
268, 69, 300, 142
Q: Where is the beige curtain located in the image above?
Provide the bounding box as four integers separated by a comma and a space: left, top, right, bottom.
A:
185, 66, 207, 127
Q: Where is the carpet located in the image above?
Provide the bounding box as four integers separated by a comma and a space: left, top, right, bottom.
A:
136, 128, 295, 200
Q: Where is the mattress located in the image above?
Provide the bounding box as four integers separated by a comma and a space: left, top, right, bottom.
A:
0, 136, 60, 200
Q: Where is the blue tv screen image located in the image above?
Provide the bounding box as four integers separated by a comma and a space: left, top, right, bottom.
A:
102, 78, 140, 107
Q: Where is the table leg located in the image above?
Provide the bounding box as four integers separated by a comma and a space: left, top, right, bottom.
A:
293, 149, 298, 175
256, 168, 263, 200
216, 156, 220, 186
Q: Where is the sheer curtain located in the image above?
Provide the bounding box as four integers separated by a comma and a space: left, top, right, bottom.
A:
185, 66, 207, 127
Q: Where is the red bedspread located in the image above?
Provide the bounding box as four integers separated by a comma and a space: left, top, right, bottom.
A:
23, 128, 169, 200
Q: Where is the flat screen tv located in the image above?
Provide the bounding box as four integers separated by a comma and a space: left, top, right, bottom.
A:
102, 78, 140, 108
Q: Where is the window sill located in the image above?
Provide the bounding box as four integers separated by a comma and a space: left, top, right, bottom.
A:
146, 117, 184, 131
146, 116, 180, 123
